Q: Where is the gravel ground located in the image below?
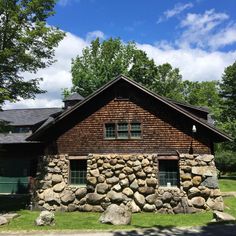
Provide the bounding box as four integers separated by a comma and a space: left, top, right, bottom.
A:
1, 224, 236, 236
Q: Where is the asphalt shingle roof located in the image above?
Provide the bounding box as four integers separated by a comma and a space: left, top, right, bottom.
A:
0, 133, 39, 144
0, 108, 62, 126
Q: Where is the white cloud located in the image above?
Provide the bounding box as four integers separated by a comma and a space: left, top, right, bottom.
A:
165, 2, 194, 19
86, 30, 105, 42
208, 24, 236, 49
138, 43, 236, 82
178, 9, 231, 49
157, 2, 193, 24
58, 0, 80, 7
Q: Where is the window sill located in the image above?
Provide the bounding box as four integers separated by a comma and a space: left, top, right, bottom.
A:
158, 186, 179, 189
68, 184, 86, 188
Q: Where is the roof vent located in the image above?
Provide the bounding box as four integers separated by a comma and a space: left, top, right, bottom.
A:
63, 93, 84, 109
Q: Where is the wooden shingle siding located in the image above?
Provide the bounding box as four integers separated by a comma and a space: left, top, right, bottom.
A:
55, 84, 211, 156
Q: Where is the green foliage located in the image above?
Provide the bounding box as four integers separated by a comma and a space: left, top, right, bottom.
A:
0, 120, 11, 133
215, 150, 236, 174
150, 63, 184, 101
220, 61, 236, 121
218, 61, 236, 152
0, 0, 65, 107
71, 38, 183, 100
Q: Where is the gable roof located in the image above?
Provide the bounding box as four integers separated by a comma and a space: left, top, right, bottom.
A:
0, 108, 62, 126
27, 75, 232, 142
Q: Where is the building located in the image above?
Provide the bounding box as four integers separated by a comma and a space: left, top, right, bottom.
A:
0, 75, 231, 213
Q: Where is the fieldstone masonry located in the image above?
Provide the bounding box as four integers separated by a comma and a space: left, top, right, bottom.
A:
33, 153, 224, 213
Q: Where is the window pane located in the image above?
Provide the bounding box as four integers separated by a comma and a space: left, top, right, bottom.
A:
105, 123, 115, 138
131, 123, 141, 138
131, 123, 141, 131
70, 159, 87, 185
159, 160, 179, 187
117, 123, 128, 139
117, 123, 128, 131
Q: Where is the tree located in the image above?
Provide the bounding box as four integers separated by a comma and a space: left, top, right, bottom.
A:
150, 63, 183, 101
218, 61, 236, 151
70, 38, 184, 100
0, 0, 65, 107
214, 61, 236, 174
220, 61, 236, 121
182, 80, 222, 121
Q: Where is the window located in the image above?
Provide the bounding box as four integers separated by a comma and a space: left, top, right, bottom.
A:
130, 123, 141, 138
69, 159, 87, 185
104, 122, 141, 139
159, 160, 179, 187
117, 123, 128, 139
105, 123, 115, 139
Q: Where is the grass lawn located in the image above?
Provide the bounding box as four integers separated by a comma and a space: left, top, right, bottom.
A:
0, 179, 235, 231
219, 178, 236, 192
0, 210, 213, 231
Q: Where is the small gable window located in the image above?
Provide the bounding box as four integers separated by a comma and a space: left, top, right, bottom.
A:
117, 123, 129, 139
159, 160, 179, 187
105, 122, 142, 139
69, 159, 87, 185
130, 122, 141, 138
105, 123, 116, 139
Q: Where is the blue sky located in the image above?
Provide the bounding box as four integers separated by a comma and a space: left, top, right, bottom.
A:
51, 0, 236, 51
5, 0, 236, 109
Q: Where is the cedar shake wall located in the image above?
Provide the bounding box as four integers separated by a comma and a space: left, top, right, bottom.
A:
56, 94, 211, 156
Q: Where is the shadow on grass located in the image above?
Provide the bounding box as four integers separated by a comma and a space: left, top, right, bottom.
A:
113, 222, 236, 236
219, 176, 236, 180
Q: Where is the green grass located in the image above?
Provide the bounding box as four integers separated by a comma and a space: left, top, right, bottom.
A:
219, 178, 236, 192
0, 210, 213, 231
224, 197, 236, 217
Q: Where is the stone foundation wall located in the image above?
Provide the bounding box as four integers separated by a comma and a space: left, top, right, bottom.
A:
33, 153, 223, 213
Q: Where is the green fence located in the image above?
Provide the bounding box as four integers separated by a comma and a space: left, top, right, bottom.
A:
0, 177, 29, 194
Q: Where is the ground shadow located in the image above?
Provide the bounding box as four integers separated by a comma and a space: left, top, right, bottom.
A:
113, 223, 236, 236
220, 176, 236, 180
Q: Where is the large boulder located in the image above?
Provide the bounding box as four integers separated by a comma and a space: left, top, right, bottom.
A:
86, 193, 105, 205
53, 182, 66, 192
35, 211, 55, 226
99, 204, 132, 225
134, 191, 145, 207
0, 216, 8, 226
60, 190, 75, 204
191, 196, 205, 208
75, 188, 87, 199
107, 190, 125, 203
201, 176, 219, 189
52, 174, 62, 184
96, 183, 109, 194
161, 192, 172, 203
44, 189, 60, 204
213, 211, 236, 222
192, 166, 217, 177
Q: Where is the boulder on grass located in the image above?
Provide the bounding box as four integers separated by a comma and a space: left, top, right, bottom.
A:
0, 216, 8, 226
212, 211, 236, 222
99, 204, 132, 225
35, 211, 55, 226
